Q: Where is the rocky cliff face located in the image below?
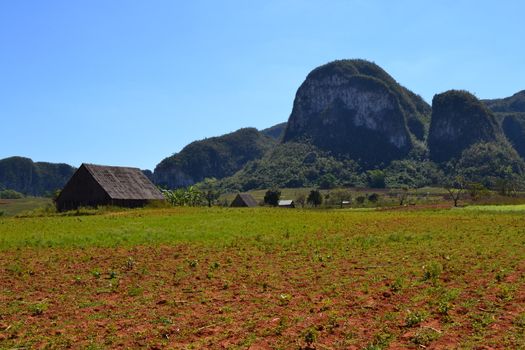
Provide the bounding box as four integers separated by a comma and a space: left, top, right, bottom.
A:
282, 60, 430, 168
483, 90, 525, 160
428, 90, 503, 162
500, 113, 525, 159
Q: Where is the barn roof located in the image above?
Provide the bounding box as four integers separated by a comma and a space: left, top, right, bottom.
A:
83, 164, 164, 200
232, 193, 258, 207
278, 199, 294, 206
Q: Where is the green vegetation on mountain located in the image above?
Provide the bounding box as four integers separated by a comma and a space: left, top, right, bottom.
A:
428, 90, 503, 163
153, 128, 276, 188
453, 142, 525, 188
0, 157, 76, 196
483, 90, 525, 113
500, 113, 525, 159
219, 142, 364, 191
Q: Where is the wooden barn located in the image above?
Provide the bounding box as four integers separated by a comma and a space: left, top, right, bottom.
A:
55, 163, 164, 211
230, 193, 258, 207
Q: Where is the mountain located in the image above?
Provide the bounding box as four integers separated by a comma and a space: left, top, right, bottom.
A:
260, 122, 287, 140
483, 91, 525, 160
0, 156, 76, 196
483, 90, 525, 113
500, 114, 525, 159
428, 90, 504, 163
153, 128, 276, 188
282, 59, 431, 168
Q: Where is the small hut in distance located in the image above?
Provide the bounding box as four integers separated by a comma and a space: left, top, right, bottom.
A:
278, 199, 295, 208
55, 163, 165, 211
230, 193, 258, 207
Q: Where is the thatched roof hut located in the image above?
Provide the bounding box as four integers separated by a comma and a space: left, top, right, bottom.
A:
55, 163, 164, 211
230, 193, 258, 207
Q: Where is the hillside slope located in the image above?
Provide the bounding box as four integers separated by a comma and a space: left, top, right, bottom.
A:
428, 90, 504, 163
153, 128, 276, 188
483, 91, 525, 160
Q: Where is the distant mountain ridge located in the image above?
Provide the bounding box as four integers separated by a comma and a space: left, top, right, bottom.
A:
261, 122, 287, 140
482, 91, 525, 160
153, 128, 276, 188
483, 90, 525, 113
4, 60, 525, 194
153, 60, 525, 191
0, 157, 76, 196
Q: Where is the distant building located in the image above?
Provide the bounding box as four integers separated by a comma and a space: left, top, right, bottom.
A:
230, 193, 258, 207
55, 163, 164, 211
341, 200, 351, 208
278, 199, 295, 208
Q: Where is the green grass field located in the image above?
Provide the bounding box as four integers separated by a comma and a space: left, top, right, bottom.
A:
0, 197, 52, 217
1, 207, 524, 349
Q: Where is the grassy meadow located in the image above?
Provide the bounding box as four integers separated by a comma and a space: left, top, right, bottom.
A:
0, 206, 525, 349
0, 197, 52, 217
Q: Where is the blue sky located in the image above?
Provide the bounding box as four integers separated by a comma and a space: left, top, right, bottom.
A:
1, 1, 524, 170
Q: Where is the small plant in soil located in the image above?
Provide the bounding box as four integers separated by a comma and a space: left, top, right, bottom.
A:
300, 327, 318, 350
28, 302, 48, 316
188, 259, 198, 269
411, 327, 441, 346
422, 261, 443, 282
405, 310, 426, 327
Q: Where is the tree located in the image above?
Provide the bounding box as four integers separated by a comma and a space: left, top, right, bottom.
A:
368, 193, 379, 203
318, 173, 337, 189
367, 170, 386, 188
445, 176, 465, 207
264, 189, 281, 206
307, 190, 323, 207
295, 193, 306, 208
0, 189, 24, 199
466, 182, 488, 201
198, 178, 221, 207
161, 186, 204, 206
398, 187, 409, 206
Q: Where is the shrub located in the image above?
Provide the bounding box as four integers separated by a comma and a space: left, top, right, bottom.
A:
264, 189, 281, 206
368, 193, 379, 203
405, 310, 426, 327
307, 190, 322, 207
0, 189, 24, 199
367, 170, 386, 188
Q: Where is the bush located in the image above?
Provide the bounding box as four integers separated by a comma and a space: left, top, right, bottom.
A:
264, 189, 281, 206
368, 193, 379, 203
161, 186, 204, 206
367, 170, 386, 188
0, 189, 24, 199
307, 190, 323, 207
318, 173, 337, 189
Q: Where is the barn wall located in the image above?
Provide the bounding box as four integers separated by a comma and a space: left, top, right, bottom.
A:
230, 195, 247, 207
110, 199, 150, 208
56, 166, 110, 211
